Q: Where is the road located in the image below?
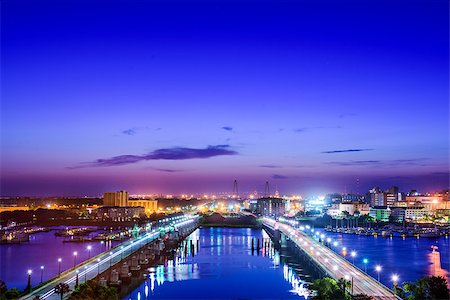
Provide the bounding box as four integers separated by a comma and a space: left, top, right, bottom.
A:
20, 216, 198, 300
263, 217, 399, 300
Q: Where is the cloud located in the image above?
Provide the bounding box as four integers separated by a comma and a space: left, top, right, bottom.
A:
260, 165, 282, 169
154, 168, 182, 173
321, 148, 374, 154
294, 126, 341, 133
327, 160, 381, 166
70, 145, 238, 168
121, 126, 160, 136
221, 126, 233, 131
326, 158, 429, 167
122, 129, 137, 136
272, 174, 289, 179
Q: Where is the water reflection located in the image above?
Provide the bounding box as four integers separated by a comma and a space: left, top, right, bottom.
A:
125, 228, 307, 300
428, 245, 449, 279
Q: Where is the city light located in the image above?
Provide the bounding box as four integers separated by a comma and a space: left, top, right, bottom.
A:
375, 265, 382, 282
27, 269, 32, 275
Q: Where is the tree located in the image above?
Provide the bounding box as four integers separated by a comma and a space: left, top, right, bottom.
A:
310, 277, 351, 300
403, 276, 450, 300
69, 280, 117, 300
54, 283, 70, 300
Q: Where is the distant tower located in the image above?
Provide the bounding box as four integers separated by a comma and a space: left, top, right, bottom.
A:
264, 181, 270, 197
233, 179, 239, 198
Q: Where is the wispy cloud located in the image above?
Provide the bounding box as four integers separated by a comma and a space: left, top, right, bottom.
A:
322, 148, 374, 154
294, 126, 341, 133
272, 174, 289, 179
123, 128, 137, 136
70, 145, 237, 168
121, 126, 160, 136
260, 165, 282, 169
327, 158, 429, 167
222, 126, 233, 132
154, 168, 182, 173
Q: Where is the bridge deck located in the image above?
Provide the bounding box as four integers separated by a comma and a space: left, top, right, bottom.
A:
20, 217, 198, 300
263, 218, 398, 300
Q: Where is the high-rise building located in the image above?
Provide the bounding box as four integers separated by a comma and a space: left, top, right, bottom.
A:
369, 187, 385, 207
103, 191, 129, 207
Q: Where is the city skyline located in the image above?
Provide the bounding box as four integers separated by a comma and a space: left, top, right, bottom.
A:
2, 0, 449, 196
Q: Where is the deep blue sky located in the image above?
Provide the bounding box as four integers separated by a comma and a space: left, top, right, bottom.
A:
1, 0, 449, 196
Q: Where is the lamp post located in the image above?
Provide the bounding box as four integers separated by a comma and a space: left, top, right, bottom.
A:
84, 266, 87, 282
391, 274, 399, 293
120, 246, 124, 260
58, 258, 62, 276
363, 258, 368, 273
350, 251, 356, 264
40, 266, 44, 283
75, 270, 79, 288
87, 245, 92, 259
26, 269, 32, 292
375, 265, 382, 282
73, 251, 78, 268
97, 258, 101, 277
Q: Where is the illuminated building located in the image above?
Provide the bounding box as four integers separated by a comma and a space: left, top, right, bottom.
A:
128, 199, 158, 216
103, 191, 129, 207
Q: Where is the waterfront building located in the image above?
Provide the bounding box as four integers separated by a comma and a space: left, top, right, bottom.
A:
96, 206, 144, 221
369, 187, 385, 207
256, 197, 286, 217
369, 206, 391, 222
326, 202, 370, 217
128, 199, 158, 216
103, 191, 129, 207
405, 194, 450, 213
391, 206, 429, 222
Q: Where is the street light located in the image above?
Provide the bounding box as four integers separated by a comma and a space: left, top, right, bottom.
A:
26, 269, 32, 291
40, 266, 44, 283
58, 258, 62, 276
375, 265, 382, 282
363, 258, 368, 273
73, 251, 78, 268
97, 258, 101, 277
84, 266, 87, 282
350, 251, 356, 264
87, 245, 92, 259
391, 274, 399, 292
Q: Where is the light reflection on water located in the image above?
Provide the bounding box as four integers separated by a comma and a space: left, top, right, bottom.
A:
125, 227, 308, 300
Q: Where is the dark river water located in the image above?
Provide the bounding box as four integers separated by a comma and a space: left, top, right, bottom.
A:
123, 227, 308, 300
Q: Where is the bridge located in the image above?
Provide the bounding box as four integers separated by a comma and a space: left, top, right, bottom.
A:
20, 215, 199, 300
262, 217, 398, 299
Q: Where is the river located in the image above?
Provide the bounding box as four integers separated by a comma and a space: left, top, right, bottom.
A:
124, 227, 309, 300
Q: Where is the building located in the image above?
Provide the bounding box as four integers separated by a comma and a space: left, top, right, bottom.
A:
391, 206, 429, 222
103, 191, 129, 207
128, 199, 158, 216
326, 203, 370, 217
369, 187, 385, 207
369, 206, 391, 222
96, 206, 144, 221
256, 197, 286, 217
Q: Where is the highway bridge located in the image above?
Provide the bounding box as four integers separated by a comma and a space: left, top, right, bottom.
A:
20, 215, 199, 300
262, 217, 399, 300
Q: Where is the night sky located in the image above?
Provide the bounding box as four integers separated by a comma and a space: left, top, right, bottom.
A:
1, 0, 449, 196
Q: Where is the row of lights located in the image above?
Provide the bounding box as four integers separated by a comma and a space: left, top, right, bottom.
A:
284, 219, 400, 289
25, 216, 194, 289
